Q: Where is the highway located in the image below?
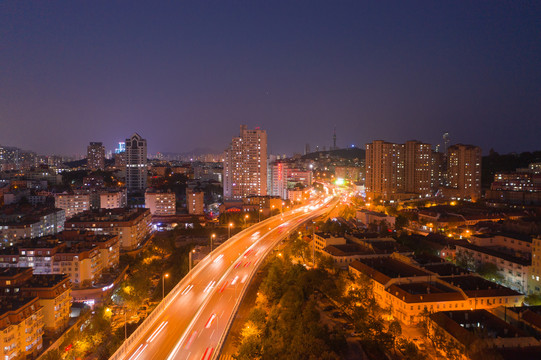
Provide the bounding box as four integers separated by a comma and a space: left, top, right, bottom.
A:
113, 194, 340, 360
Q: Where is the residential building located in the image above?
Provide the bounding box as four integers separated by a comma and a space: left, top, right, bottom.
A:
65, 208, 151, 250
269, 162, 312, 199
486, 172, 541, 205
54, 192, 90, 219
186, 189, 204, 215
0, 205, 65, 246
223, 125, 267, 200
0, 297, 43, 359
445, 144, 482, 201
0, 268, 71, 335
365, 140, 405, 201
455, 233, 533, 293
87, 142, 105, 171
404, 140, 432, 196
99, 189, 127, 209
349, 256, 523, 325
313, 232, 346, 252
531, 237, 541, 295
145, 190, 176, 215
366, 140, 434, 201
428, 310, 540, 360
125, 133, 147, 191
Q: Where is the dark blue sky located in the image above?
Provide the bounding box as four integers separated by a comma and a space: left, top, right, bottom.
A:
1, 1, 540, 156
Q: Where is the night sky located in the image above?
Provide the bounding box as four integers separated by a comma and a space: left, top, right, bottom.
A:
1, 1, 540, 156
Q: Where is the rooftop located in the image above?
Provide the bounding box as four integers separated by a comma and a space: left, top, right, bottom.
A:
350, 257, 431, 285
66, 208, 149, 223
442, 275, 521, 297
455, 240, 531, 266
423, 263, 470, 276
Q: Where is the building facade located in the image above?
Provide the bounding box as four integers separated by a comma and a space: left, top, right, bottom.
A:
65, 208, 151, 250
223, 125, 267, 200
87, 142, 105, 171
186, 189, 204, 215
145, 190, 176, 215
446, 144, 482, 201
54, 192, 90, 219
125, 133, 147, 191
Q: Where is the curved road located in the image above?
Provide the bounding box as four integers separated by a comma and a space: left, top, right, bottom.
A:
115, 195, 340, 360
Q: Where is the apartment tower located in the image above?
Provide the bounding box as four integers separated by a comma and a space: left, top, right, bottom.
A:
447, 144, 482, 200
223, 125, 267, 200
87, 142, 105, 171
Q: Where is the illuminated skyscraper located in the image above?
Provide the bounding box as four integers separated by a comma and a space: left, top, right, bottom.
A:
223, 125, 267, 200
87, 142, 105, 171
125, 133, 147, 191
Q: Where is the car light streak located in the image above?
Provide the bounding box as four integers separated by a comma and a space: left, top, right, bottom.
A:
231, 275, 239, 285
205, 314, 216, 328
148, 321, 168, 343
181, 285, 194, 295
213, 254, 224, 263
241, 274, 248, 283
203, 281, 216, 293
184, 330, 197, 349
218, 281, 229, 293
201, 347, 214, 360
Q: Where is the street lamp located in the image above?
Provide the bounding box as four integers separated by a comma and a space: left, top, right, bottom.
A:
259, 209, 262, 222
228, 223, 233, 239
162, 273, 169, 300
244, 214, 249, 228
189, 249, 195, 272
210, 233, 216, 252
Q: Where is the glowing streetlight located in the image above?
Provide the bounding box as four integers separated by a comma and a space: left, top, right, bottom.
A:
228, 223, 233, 239
210, 233, 216, 252
244, 214, 249, 227
259, 209, 263, 222
162, 273, 169, 300
189, 249, 196, 272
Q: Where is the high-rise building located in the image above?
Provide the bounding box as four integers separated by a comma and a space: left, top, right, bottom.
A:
446, 144, 482, 201
125, 133, 147, 191
87, 142, 105, 170
365, 140, 404, 201
223, 125, 267, 200
366, 140, 433, 201
404, 140, 432, 196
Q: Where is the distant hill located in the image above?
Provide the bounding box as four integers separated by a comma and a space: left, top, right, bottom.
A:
301, 147, 365, 160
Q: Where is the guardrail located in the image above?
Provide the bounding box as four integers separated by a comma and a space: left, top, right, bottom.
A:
108, 214, 280, 360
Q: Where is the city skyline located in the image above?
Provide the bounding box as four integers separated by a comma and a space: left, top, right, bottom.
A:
2, 1, 541, 156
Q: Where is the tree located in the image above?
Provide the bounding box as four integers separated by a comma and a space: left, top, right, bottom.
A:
395, 215, 409, 230
476, 262, 504, 283
388, 319, 402, 352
